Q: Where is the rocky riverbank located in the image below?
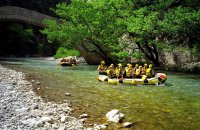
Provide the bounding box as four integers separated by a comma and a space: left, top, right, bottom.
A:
0, 64, 85, 130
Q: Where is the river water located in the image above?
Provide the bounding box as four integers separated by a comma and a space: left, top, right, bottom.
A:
1, 58, 200, 130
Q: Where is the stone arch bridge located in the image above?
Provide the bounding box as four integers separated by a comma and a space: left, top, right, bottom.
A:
0, 6, 58, 27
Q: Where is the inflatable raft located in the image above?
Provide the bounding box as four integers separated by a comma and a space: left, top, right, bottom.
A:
60, 62, 73, 66
98, 73, 167, 85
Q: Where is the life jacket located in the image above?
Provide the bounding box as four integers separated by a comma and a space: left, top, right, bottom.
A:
133, 67, 138, 74
98, 65, 106, 72
135, 68, 141, 76
116, 67, 123, 78
146, 68, 152, 77
141, 67, 147, 75
107, 68, 114, 78
126, 68, 133, 77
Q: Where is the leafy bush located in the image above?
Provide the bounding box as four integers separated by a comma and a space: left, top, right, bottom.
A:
53, 47, 80, 59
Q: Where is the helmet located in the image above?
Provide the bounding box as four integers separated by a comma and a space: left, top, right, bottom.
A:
139, 66, 142, 69
144, 63, 147, 66
118, 63, 122, 67
101, 61, 105, 64
110, 64, 114, 68
149, 64, 153, 68
127, 63, 130, 66
128, 64, 132, 68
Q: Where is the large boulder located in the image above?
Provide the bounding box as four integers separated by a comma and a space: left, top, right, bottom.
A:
74, 43, 105, 65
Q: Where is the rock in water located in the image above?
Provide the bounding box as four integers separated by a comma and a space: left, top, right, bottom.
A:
80, 113, 89, 119
123, 122, 133, 127
106, 110, 124, 123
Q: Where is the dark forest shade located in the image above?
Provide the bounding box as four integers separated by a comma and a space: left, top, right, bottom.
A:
0, 22, 58, 57
0, 0, 65, 15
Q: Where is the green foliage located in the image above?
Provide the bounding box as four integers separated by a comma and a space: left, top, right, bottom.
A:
7, 23, 34, 41
53, 47, 80, 59
42, 0, 200, 65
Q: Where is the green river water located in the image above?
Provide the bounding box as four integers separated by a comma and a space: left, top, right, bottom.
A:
1, 58, 200, 130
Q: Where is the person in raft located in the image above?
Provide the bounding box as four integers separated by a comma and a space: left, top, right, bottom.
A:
125, 64, 134, 78
97, 61, 107, 75
146, 64, 155, 78
106, 64, 115, 78
141, 63, 148, 75
135, 65, 143, 78
116, 63, 124, 79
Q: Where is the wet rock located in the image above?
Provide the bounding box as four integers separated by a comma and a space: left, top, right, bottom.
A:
123, 122, 133, 127
65, 93, 71, 96
106, 110, 124, 123
80, 113, 89, 119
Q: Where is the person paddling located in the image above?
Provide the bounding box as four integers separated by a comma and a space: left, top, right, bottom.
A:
97, 61, 107, 75
116, 63, 124, 79
107, 64, 115, 78
146, 64, 155, 78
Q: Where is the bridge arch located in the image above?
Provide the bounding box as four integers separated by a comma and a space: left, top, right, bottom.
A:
0, 6, 58, 27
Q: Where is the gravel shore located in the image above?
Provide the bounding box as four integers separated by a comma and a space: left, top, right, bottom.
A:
0, 64, 85, 130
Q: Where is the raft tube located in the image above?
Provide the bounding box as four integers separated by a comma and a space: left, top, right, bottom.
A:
98, 73, 167, 85
60, 62, 73, 66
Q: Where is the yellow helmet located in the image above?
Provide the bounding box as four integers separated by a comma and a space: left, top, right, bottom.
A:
101, 61, 105, 64
149, 64, 153, 68
118, 63, 123, 67
109, 64, 114, 68
128, 64, 132, 68
135, 64, 139, 67
139, 66, 142, 69
144, 63, 147, 66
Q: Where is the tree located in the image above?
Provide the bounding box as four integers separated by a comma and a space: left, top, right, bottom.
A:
42, 0, 200, 66
42, 0, 126, 63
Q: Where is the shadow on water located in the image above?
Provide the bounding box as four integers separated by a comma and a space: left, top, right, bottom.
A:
1, 58, 200, 130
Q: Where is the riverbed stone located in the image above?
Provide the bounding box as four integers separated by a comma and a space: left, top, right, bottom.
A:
35, 120, 44, 127
61, 115, 68, 123
0, 65, 85, 130
65, 93, 71, 96
123, 122, 133, 127
80, 113, 89, 119
106, 109, 124, 123
15, 107, 30, 113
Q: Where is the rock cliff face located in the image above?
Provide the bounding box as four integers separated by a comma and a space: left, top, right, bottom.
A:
74, 42, 111, 65
159, 50, 199, 66
159, 50, 200, 73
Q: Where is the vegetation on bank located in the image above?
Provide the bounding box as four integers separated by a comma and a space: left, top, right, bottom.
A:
53, 47, 80, 59
42, 0, 200, 66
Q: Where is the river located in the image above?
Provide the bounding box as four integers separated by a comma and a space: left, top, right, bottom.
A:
1, 58, 200, 130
